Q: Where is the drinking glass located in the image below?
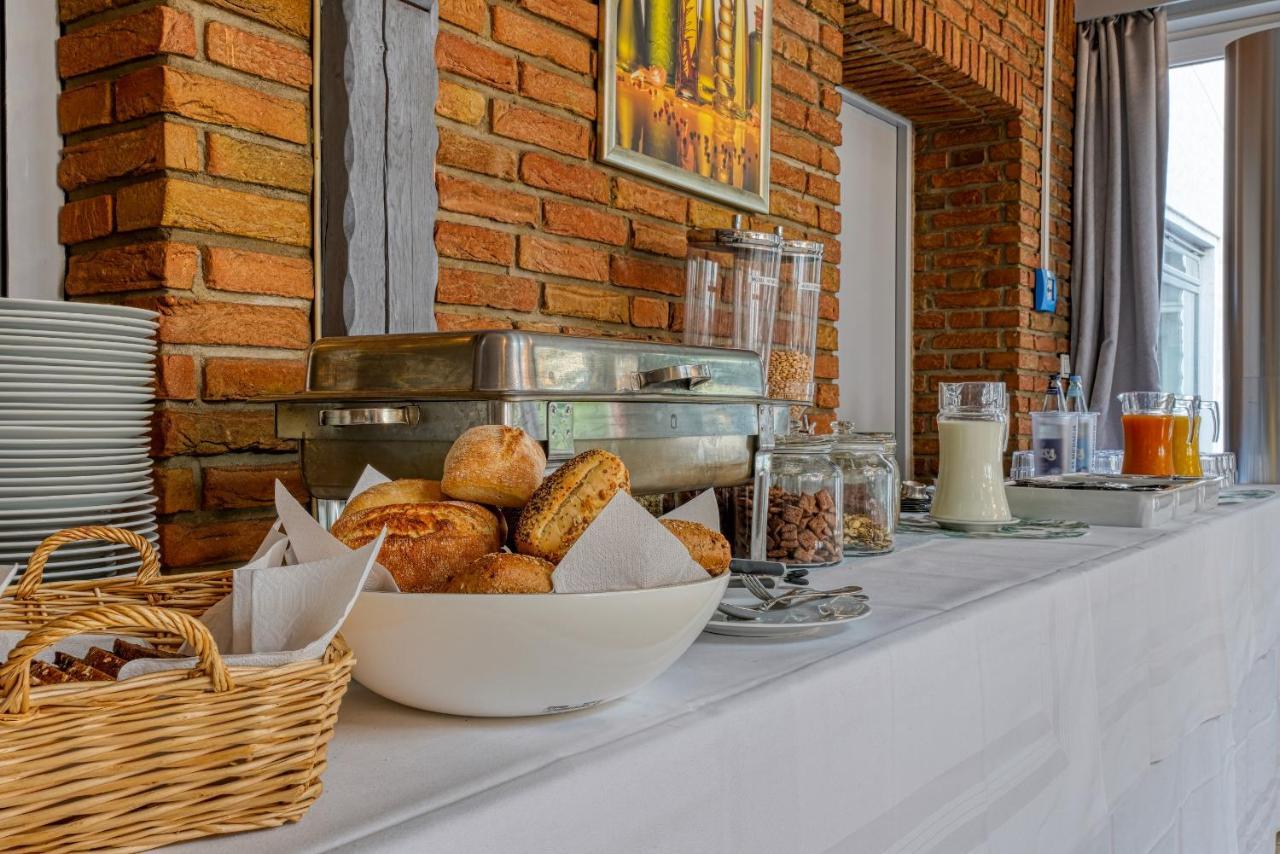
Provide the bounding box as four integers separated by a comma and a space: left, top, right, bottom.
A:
1091, 449, 1124, 476
1010, 450, 1035, 479
1031, 411, 1078, 476
1117, 391, 1176, 476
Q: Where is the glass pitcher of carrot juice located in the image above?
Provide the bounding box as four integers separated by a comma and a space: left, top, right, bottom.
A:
1118, 391, 1176, 476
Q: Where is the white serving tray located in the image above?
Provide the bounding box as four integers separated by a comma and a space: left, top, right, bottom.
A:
1006, 475, 1222, 528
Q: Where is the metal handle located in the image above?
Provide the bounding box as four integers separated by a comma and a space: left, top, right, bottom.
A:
635, 363, 713, 390
319, 405, 420, 427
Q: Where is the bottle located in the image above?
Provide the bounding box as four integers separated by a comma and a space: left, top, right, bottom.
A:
747, 7, 763, 112
1065, 375, 1087, 413
695, 0, 716, 103
617, 0, 646, 72
677, 0, 699, 99
732, 0, 748, 114
1041, 376, 1065, 412
647, 0, 679, 85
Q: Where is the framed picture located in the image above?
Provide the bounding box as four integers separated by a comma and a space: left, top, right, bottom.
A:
600, 0, 772, 213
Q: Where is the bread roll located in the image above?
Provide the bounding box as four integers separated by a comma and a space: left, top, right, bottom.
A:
344, 479, 444, 517
442, 552, 555, 594
333, 501, 503, 592
660, 519, 731, 576
442, 426, 547, 508
515, 449, 630, 563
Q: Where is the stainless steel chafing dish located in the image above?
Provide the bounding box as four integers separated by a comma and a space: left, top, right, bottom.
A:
276, 331, 787, 500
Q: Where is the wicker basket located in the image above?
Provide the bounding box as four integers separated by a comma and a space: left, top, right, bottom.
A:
0, 527, 355, 853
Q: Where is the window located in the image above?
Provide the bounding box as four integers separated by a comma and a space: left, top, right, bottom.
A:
1159, 212, 1215, 397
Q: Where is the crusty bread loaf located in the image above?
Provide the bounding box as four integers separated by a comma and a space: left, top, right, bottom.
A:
660, 519, 731, 576
442, 426, 546, 508
515, 449, 630, 563
442, 552, 555, 594
332, 501, 503, 592
344, 479, 445, 517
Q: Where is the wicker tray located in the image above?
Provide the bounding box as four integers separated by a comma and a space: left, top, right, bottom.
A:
0, 527, 355, 853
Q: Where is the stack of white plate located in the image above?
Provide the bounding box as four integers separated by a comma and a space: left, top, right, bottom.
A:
0, 298, 159, 582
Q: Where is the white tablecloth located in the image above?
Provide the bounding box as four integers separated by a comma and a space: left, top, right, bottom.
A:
177, 494, 1280, 854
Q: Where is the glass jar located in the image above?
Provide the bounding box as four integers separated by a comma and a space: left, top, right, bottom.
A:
740, 433, 843, 567
684, 216, 782, 367
768, 240, 824, 403
830, 424, 898, 555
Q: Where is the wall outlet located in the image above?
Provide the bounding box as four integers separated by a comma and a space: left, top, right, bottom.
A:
1034, 268, 1058, 312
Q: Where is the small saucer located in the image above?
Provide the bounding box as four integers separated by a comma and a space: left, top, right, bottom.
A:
928, 514, 1015, 532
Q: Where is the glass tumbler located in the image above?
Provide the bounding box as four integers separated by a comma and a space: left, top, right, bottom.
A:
1118, 391, 1176, 476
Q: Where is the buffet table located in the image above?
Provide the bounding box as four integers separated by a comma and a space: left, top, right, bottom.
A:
177, 493, 1280, 854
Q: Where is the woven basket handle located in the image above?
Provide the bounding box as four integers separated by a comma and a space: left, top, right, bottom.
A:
13, 526, 161, 599
0, 603, 232, 717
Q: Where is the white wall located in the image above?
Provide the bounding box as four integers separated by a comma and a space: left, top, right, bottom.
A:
835, 98, 901, 434
5, 1, 63, 300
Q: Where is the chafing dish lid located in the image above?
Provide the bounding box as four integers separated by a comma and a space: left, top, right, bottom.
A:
296, 331, 766, 399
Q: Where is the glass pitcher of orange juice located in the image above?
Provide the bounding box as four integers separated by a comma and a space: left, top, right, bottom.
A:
1118, 391, 1176, 476
1171, 396, 1220, 476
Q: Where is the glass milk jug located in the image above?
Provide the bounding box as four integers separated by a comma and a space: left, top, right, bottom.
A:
932, 382, 1013, 529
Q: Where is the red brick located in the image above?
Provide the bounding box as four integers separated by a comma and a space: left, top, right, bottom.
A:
774, 0, 821, 40
437, 268, 540, 312
437, 173, 540, 225
614, 177, 687, 223
492, 102, 589, 158
202, 0, 311, 38
610, 255, 683, 296
202, 246, 313, 299
772, 58, 819, 101
59, 123, 199, 191
203, 463, 308, 510
65, 242, 198, 295
440, 0, 488, 33
518, 0, 597, 37
205, 132, 312, 192
159, 517, 275, 568
771, 157, 807, 192
518, 236, 608, 281
543, 201, 627, 245
115, 66, 308, 144
630, 296, 668, 329
203, 357, 308, 400
156, 354, 196, 400
438, 128, 518, 179
815, 383, 839, 409
815, 353, 839, 380
436, 220, 516, 265
631, 221, 686, 258
152, 408, 293, 458
140, 296, 310, 349
492, 7, 590, 74
436, 311, 515, 331
521, 153, 608, 202
437, 80, 486, 125
687, 199, 734, 228
116, 178, 309, 246
544, 283, 627, 324
437, 31, 517, 92
154, 466, 197, 515
57, 7, 196, 78
58, 196, 113, 245
58, 82, 112, 133
519, 62, 596, 119
205, 21, 310, 89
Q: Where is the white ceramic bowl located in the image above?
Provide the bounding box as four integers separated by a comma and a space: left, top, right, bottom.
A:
342, 573, 729, 717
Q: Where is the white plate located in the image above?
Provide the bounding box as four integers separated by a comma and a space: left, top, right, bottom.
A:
0, 306, 157, 331
1, 527, 157, 555
0, 511, 157, 538
0, 418, 150, 430
0, 298, 157, 323
6, 564, 137, 584
0, 330, 157, 353
0, 370, 154, 385
0, 402, 153, 414
0, 412, 151, 424
0, 487, 153, 511
0, 357, 154, 377
0, 380, 152, 396
0, 478, 151, 498
0, 495, 156, 525
0, 312, 156, 334
702, 591, 872, 637
0, 320, 156, 346
0, 344, 154, 365
0, 462, 151, 478
2, 541, 155, 570
0, 451, 150, 466
0, 440, 149, 452
344, 573, 729, 717
0, 425, 149, 440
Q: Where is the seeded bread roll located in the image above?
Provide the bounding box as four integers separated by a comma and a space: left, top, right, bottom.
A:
344, 479, 445, 517
442, 426, 547, 508
332, 500, 503, 592
659, 519, 731, 576
442, 552, 555, 594
515, 449, 630, 563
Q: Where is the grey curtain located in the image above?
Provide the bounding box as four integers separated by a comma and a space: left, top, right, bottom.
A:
1071, 10, 1169, 448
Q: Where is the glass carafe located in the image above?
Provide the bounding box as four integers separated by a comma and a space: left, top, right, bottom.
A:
1172, 396, 1220, 477
932, 382, 1012, 528
1118, 391, 1175, 476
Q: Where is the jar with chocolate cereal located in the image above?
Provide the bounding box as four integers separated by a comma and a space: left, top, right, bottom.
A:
736, 432, 843, 567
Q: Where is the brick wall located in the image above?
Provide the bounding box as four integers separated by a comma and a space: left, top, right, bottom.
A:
433, 0, 847, 421
843, 0, 1077, 478
56, 0, 314, 569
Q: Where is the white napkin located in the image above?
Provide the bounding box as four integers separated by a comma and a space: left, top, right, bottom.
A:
658, 488, 722, 528
551, 491, 709, 593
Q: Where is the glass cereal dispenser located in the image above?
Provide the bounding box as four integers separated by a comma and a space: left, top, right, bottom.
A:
683, 215, 782, 373
769, 239, 824, 403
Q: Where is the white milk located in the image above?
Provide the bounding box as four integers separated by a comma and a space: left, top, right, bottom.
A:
932, 418, 1012, 523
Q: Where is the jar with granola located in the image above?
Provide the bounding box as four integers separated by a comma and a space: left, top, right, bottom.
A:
738, 432, 843, 567
767, 239, 823, 403
830, 422, 897, 556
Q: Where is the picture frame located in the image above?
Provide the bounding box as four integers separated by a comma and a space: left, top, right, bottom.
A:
599, 0, 772, 213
